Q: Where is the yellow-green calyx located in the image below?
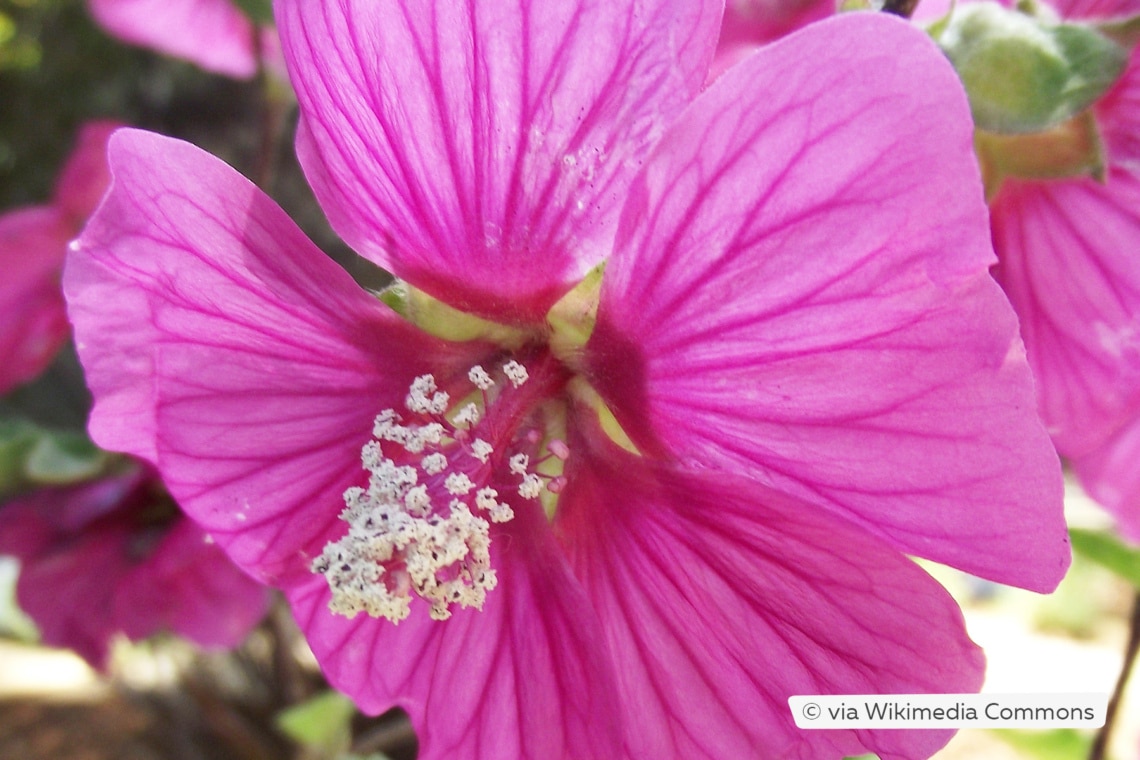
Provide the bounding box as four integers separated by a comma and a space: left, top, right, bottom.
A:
546, 262, 604, 369
975, 109, 1107, 199
379, 280, 533, 348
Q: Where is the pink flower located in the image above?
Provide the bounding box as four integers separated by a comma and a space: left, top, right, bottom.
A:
86, 0, 277, 78
983, 0, 1140, 538
0, 121, 116, 395
0, 463, 270, 669
65, 2, 1068, 758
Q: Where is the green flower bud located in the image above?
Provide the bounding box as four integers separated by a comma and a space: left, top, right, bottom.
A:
934, 2, 1128, 134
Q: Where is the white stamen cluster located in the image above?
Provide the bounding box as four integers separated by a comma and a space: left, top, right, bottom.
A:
312, 365, 531, 625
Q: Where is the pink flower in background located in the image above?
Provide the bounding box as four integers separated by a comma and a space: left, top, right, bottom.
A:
713, 0, 837, 77
65, 2, 1068, 758
0, 121, 116, 395
983, 0, 1140, 538
86, 0, 277, 78
0, 463, 270, 669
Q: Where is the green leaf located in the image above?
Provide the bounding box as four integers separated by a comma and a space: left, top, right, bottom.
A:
276, 690, 357, 751
23, 431, 108, 484
991, 728, 1093, 760
1069, 527, 1140, 589
935, 3, 1128, 133
0, 420, 111, 495
230, 0, 274, 25
0, 420, 38, 494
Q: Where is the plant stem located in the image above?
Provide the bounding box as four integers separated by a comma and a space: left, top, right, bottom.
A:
1089, 590, 1140, 760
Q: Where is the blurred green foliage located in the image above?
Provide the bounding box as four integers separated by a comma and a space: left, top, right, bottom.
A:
991, 727, 1102, 760
0, 0, 258, 210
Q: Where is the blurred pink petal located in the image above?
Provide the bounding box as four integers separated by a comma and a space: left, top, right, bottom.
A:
0, 121, 118, 394
52, 121, 121, 224
1075, 416, 1140, 542
0, 208, 72, 394
278, 0, 722, 322
712, 0, 835, 78
589, 14, 1068, 590
0, 467, 269, 669
991, 170, 1140, 458
87, 0, 259, 78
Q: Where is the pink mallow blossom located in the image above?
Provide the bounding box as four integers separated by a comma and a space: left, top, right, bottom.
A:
65, 2, 1069, 757
0, 121, 116, 395
983, 0, 1140, 540
0, 463, 270, 669
86, 0, 277, 78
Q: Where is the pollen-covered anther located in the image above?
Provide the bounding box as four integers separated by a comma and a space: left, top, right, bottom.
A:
445, 472, 476, 495
404, 484, 431, 516
421, 452, 448, 475
468, 364, 494, 390
406, 374, 450, 415
452, 403, 480, 428
470, 439, 493, 463
503, 360, 529, 387
518, 473, 543, 499
475, 487, 514, 523
509, 453, 529, 476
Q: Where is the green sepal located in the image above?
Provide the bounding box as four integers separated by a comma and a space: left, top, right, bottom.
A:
1069, 527, 1140, 589
230, 0, 274, 26
935, 3, 1128, 133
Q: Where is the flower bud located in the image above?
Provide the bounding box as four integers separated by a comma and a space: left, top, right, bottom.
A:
934, 2, 1128, 134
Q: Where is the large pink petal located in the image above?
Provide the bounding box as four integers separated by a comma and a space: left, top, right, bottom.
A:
65, 129, 485, 586
87, 0, 257, 78
990, 168, 1140, 458
587, 14, 1068, 590
277, 0, 723, 323
555, 432, 984, 760
288, 497, 622, 760
1075, 415, 1140, 543
0, 206, 72, 394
